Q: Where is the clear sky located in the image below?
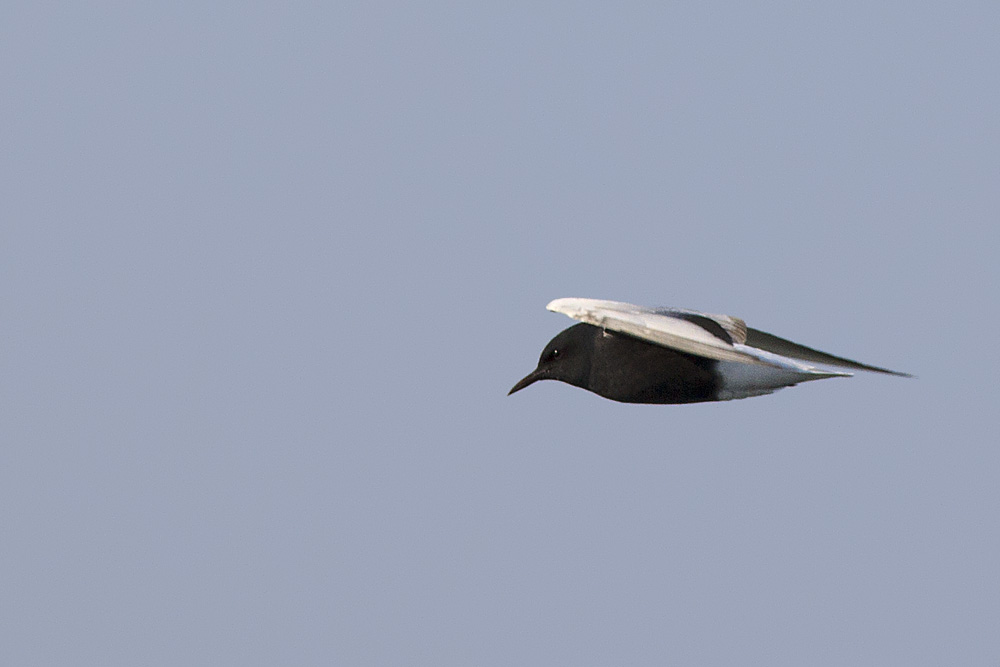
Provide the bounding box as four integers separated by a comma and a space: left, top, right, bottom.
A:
2, 3, 998, 665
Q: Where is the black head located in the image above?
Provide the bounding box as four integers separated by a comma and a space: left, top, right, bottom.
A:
508, 323, 595, 396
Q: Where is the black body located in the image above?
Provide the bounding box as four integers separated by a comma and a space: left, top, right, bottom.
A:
508, 323, 720, 404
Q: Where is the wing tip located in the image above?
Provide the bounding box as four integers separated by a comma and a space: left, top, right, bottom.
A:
850, 364, 914, 378
546, 297, 602, 315
545, 297, 571, 313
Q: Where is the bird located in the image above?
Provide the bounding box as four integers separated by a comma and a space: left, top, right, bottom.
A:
508, 298, 911, 404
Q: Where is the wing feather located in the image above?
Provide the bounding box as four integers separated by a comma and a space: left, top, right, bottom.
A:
745, 328, 912, 377
545, 298, 909, 377
546, 298, 773, 366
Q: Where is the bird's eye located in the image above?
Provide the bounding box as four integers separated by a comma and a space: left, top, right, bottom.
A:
551, 349, 560, 359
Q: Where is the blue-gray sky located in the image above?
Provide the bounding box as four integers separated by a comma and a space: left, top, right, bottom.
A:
2, 3, 998, 665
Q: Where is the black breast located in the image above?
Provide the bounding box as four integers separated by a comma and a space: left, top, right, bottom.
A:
586, 326, 719, 404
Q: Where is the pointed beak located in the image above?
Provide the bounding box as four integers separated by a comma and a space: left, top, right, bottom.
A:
508, 368, 545, 396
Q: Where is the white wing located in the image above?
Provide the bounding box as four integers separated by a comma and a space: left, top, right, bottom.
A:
546, 298, 850, 378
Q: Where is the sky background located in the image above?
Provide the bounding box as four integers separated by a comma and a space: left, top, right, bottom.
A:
2, 3, 999, 665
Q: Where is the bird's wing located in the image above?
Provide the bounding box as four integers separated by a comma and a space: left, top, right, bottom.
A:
744, 328, 912, 377
547, 298, 909, 377
546, 298, 778, 367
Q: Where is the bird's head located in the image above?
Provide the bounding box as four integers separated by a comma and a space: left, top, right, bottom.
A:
508, 323, 594, 396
